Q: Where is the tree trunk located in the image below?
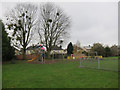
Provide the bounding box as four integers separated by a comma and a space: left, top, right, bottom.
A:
47, 49, 51, 59
23, 48, 26, 60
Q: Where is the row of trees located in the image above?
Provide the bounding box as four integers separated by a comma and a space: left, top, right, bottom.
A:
69, 41, 119, 57
88, 43, 118, 57
66, 41, 119, 57
4, 2, 70, 59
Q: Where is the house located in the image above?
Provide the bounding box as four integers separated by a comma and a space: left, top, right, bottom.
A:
15, 44, 45, 60
50, 45, 67, 59
73, 44, 85, 57
26, 45, 40, 55
50, 45, 67, 54
82, 45, 92, 52
73, 44, 83, 54
72, 45, 92, 57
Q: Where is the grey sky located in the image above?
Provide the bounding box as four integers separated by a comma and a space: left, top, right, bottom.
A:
0, 1, 118, 49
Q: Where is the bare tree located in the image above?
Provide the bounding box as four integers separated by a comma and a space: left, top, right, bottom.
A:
76, 40, 81, 48
6, 3, 38, 59
38, 3, 71, 58
75, 40, 81, 53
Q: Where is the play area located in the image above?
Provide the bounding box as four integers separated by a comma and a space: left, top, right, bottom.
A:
24, 45, 61, 64
26, 45, 45, 63
24, 50, 118, 72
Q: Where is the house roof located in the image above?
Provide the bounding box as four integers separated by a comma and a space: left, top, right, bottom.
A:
27, 46, 34, 50
52, 45, 63, 50
27, 45, 41, 50
83, 46, 91, 50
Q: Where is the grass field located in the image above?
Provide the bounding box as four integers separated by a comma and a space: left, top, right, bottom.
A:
2, 57, 118, 88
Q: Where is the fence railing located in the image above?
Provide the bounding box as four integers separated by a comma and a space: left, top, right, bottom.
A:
79, 57, 118, 72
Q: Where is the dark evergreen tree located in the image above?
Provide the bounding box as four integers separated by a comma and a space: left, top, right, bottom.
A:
1, 20, 15, 61
67, 42, 73, 56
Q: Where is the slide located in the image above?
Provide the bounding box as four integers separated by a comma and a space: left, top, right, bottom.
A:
27, 55, 40, 62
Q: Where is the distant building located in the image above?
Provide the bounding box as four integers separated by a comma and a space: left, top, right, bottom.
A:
50, 45, 67, 55
26, 45, 41, 55
15, 44, 45, 60
73, 44, 85, 57
72, 45, 92, 56
82, 45, 92, 52
50, 45, 67, 59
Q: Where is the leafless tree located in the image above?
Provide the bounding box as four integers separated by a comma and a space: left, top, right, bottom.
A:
6, 3, 38, 59
76, 40, 81, 48
38, 3, 71, 58
75, 40, 81, 53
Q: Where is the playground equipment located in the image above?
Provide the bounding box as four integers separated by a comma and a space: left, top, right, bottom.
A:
27, 45, 45, 62
27, 55, 40, 62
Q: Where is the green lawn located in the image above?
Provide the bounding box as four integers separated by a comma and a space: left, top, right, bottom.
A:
2, 57, 118, 88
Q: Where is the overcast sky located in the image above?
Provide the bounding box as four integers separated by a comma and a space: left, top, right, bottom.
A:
0, 1, 118, 49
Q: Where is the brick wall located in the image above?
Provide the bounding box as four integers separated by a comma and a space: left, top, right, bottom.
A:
15, 54, 40, 60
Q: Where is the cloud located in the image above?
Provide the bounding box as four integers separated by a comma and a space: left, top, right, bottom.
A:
0, 2, 118, 48
56, 2, 118, 47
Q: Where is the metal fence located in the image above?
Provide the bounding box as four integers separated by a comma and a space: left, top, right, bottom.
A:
79, 57, 118, 72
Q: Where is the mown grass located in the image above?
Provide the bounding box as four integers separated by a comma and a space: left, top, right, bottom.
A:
2, 57, 118, 88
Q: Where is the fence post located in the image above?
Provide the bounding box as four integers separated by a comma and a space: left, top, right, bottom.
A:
98, 58, 100, 69
80, 59, 82, 67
